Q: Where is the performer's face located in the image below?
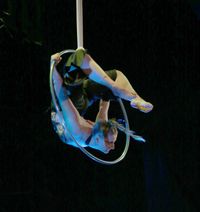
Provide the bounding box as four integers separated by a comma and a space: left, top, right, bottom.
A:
95, 130, 118, 154
104, 130, 118, 152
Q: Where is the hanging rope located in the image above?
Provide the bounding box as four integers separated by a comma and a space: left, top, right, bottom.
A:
76, 0, 84, 48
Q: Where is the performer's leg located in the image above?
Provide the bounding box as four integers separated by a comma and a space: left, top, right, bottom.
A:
81, 54, 115, 90
115, 70, 153, 113
80, 51, 153, 113
81, 55, 138, 101
53, 69, 82, 124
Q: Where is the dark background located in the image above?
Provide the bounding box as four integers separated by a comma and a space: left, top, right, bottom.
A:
0, 0, 199, 211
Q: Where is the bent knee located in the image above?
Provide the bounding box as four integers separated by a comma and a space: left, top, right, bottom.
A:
116, 70, 124, 77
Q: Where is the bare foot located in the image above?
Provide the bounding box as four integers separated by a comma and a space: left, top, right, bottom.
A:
130, 98, 153, 113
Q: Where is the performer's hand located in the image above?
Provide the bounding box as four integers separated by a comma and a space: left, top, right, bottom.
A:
51, 53, 62, 65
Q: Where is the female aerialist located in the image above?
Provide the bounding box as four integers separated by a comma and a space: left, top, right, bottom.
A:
51, 48, 153, 154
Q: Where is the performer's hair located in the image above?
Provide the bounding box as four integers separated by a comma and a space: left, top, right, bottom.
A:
92, 119, 145, 142
92, 120, 117, 137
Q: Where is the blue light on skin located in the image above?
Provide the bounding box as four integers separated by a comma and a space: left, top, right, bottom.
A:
89, 130, 118, 154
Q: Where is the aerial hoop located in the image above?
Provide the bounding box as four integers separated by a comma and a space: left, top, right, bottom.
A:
50, 49, 131, 165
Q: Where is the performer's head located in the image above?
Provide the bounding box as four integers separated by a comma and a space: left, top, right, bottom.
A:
91, 120, 118, 154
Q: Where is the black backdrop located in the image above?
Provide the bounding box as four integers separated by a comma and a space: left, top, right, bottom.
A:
0, 0, 199, 211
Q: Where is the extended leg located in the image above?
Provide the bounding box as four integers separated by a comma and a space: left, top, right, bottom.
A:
81, 53, 137, 101
78, 48, 153, 113
53, 67, 82, 127
115, 70, 153, 113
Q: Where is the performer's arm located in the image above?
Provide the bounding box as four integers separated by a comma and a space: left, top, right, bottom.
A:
95, 100, 110, 122
51, 54, 82, 134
